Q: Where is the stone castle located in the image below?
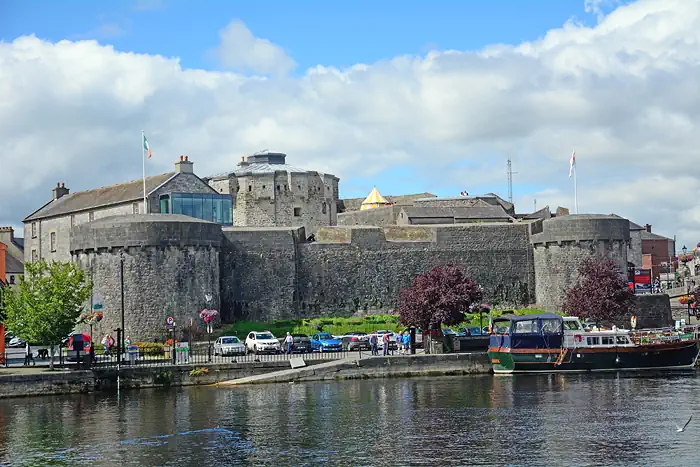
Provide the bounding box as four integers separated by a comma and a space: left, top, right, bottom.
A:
22, 152, 650, 339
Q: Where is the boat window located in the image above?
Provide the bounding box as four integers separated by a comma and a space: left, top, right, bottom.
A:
541, 319, 562, 334
514, 320, 538, 334
616, 336, 629, 344
601, 336, 614, 345
563, 320, 581, 330
586, 336, 600, 346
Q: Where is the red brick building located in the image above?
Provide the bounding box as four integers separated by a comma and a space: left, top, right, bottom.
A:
640, 224, 675, 280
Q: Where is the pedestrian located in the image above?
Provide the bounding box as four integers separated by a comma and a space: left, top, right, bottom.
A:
403, 332, 410, 354
102, 334, 111, 356
369, 332, 378, 356
285, 332, 294, 354
382, 332, 390, 356
24, 341, 34, 366
395, 331, 403, 355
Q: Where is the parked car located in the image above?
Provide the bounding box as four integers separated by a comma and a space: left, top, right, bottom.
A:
374, 330, 398, 350
245, 331, 281, 354
290, 334, 312, 353
8, 337, 25, 348
442, 328, 466, 337
4, 332, 15, 344
310, 332, 343, 352
341, 331, 370, 351
214, 336, 246, 356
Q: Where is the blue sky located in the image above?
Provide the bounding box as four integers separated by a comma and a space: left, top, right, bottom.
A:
2, 0, 606, 73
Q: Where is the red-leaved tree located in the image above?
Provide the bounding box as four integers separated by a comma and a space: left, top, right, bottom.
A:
562, 257, 636, 324
396, 265, 482, 330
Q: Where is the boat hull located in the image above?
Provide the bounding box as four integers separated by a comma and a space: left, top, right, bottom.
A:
488, 340, 699, 374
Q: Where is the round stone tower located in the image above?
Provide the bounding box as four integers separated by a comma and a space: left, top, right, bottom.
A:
69, 214, 222, 341
531, 214, 630, 311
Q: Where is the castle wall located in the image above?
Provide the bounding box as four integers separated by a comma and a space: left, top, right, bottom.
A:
70, 215, 221, 340
532, 215, 630, 311
337, 205, 402, 226
220, 223, 535, 322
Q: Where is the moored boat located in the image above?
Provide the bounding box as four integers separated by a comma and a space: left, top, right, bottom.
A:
487, 313, 699, 374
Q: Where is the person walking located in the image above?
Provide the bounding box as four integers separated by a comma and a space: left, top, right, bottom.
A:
382, 332, 390, 356
403, 332, 411, 354
285, 332, 294, 355
395, 331, 403, 355
102, 334, 112, 356
369, 332, 378, 356
24, 341, 34, 366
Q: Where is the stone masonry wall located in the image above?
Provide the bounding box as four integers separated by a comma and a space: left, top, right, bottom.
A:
337, 205, 402, 226
532, 215, 630, 311
220, 223, 535, 322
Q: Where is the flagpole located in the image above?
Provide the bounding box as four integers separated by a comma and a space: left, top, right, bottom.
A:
573, 150, 578, 214
142, 129, 147, 214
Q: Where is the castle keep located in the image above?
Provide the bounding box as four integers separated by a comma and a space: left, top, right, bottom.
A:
23, 153, 645, 339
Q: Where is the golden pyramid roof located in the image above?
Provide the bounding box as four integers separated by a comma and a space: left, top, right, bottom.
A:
360, 187, 391, 210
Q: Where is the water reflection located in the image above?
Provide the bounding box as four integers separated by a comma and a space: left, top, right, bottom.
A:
0, 373, 698, 466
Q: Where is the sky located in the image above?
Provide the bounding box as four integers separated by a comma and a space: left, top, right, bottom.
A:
0, 0, 698, 248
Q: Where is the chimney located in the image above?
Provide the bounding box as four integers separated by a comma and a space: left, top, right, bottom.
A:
52, 182, 70, 200
175, 156, 194, 174
238, 155, 249, 167
645, 224, 652, 233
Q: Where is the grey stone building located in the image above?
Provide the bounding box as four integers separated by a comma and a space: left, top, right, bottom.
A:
204, 151, 339, 235
23, 157, 226, 264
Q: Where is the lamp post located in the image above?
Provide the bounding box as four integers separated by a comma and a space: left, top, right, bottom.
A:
120, 250, 125, 354
205, 294, 213, 362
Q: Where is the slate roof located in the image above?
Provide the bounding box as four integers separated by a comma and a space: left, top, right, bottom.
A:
5, 254, 23, 274
339, 192, 436, 212
641, 230, 673, 241
13, 237, 24, 249
517, 206, 552, 220
207, 162, 314, 179
24, 173, 177, 222
628, 221, 645, 231
401, 205, 511, 220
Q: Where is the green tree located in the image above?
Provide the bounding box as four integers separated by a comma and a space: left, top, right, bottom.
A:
1, 260, 92, 369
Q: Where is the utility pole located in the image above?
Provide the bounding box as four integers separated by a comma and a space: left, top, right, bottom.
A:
507, 157, 517, 204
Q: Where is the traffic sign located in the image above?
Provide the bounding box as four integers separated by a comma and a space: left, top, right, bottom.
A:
165, 315, 176, 327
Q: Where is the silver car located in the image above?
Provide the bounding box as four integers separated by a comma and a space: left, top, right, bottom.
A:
214, 336, 246, 356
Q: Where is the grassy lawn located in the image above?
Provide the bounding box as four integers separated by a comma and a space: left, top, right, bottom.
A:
224, 308, 547, 338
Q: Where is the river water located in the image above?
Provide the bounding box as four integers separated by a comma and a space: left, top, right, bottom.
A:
0, 372, 698, 466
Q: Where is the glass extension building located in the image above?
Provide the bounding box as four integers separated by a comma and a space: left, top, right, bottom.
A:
159, 192, 233, 225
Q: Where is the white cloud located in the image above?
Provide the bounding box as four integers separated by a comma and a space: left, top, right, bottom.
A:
1, 2, 700, 249
213, 20, 296, 76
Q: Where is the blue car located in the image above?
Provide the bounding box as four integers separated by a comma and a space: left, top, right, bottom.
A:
310, 332, 343, 352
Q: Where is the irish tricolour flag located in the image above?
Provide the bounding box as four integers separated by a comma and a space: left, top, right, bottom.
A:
143, 134, 152, 159
568, 150, 576, 178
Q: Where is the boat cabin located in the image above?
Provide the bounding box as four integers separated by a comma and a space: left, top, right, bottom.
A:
490, 313, 636, 350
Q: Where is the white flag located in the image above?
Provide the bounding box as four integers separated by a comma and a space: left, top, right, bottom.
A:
569, 150, 576, 178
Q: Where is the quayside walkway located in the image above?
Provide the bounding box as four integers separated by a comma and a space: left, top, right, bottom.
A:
216, 352, 491, 386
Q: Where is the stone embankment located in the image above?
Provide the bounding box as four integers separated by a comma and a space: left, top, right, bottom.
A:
217, 353, 491, 386
0, 353, 492, 398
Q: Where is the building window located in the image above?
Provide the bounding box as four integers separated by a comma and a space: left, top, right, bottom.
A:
284, 185, 288, 191
31, 249, 37, 262
169, 192, 233, 226
237, 186, 240, 192
89, 212, 94, 222
132, 202, 139, 214
277, 185, 281, 192
322, 203, 327, 214
159, 195, 170, 214
262, 185, 266, 190
248, 186, 252, 192
9, 275, 15, 285
50, 232, 56, 252
31, 222, 36, 238
294, 207, 302, 217
297, 185, 301, 190
70, 215, 75, 227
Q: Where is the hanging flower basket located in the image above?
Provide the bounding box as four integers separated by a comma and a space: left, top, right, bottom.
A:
79, 311, 104, 324
679, 295, 696, 305
200, 309, 218, 323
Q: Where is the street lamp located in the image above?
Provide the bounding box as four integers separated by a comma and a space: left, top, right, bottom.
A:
119, 250, 125, 357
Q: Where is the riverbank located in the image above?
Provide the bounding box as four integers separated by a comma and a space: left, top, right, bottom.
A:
0, 352, 492, 398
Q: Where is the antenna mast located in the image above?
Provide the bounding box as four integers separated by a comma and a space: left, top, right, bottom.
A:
507, 157, 517, 204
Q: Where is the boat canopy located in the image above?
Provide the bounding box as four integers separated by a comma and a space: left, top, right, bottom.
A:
509, 313, 562, 322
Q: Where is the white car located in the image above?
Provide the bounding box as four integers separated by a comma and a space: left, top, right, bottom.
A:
245, 331, 281, 354
214, 336, 246, 356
